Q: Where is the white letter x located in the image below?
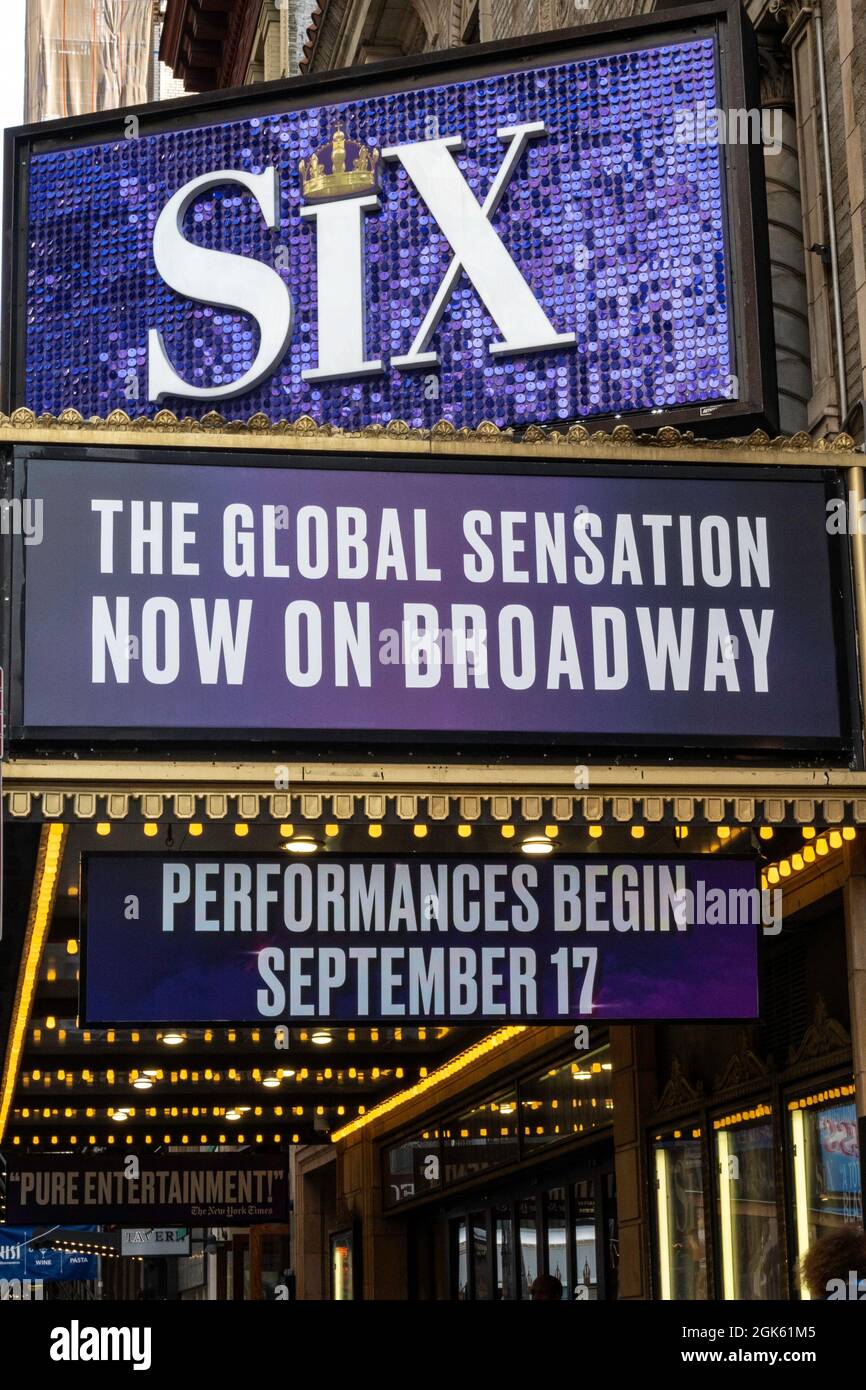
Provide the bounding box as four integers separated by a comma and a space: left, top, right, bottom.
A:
383, 123, 575, 369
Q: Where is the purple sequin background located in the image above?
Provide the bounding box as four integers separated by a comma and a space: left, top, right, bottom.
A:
24, 38, 732, 428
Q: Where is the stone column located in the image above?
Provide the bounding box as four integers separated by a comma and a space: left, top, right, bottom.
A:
759, 33, 813, 433
770, 0, 842, 434
610, 1024, 657, 1299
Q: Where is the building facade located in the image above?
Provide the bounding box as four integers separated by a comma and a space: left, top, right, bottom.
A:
0, 0, 864, 1305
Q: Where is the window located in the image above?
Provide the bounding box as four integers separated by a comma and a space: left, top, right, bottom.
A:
471, 1212, 491, 1299
382, 1048, 613, 1215
382, 1128, 442, 1208
441, 1089, 519, 1184
453, 1219, 469, 1299
520, 1046, 613, 1150
653, 1128, 707, 1299
495, 1205, 517, 1300
573, 1178, 598, 1300
448, 1169, 612, 1299
545, 1187, 570, 1298
789, 1086, 862, 1299
714, 1107, 781, 1299
518, 1197, 539, 1297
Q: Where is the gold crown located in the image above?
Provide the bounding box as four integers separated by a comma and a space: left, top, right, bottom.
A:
299, 127, 380, 201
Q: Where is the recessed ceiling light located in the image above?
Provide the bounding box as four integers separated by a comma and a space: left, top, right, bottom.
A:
225, 1110, 241, 1121
162, 1032, 186, 1046
284, 835, 320, 855
311, 1029, 333, 1045
521, 834, 554, 856
262, 1076, 281, 1088
112, 1110, 129, 1121
132, 1078, 153, 1090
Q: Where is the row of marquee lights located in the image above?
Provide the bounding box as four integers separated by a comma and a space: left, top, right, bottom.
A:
7, 1086, 855, 1157
9, 1085, 611, 1133
76, 822, 861, 857
85, 821, 782, 849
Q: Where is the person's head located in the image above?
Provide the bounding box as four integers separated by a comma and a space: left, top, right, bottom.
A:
800, 1228, 866, 1299
530, 1274, 563, 1301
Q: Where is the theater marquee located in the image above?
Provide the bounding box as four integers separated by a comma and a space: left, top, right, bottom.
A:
3, 3, 774, 434
80, 853, 760, 1025
8, 450, 853, 756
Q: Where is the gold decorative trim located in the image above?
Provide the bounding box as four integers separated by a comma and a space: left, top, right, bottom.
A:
0, 408, 856, 464
652, 1057, 705, 1115
788, 996, 851, 1067
4, 784, 866, 828
713, 1032, 771, 1093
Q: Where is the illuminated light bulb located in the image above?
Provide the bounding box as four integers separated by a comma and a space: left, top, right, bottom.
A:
188, 823, 203, 837
759, 827, 773, 841
829, 830, 843, 849
842, 827, 857, 841
143, 823, 158, 838
324, 824, 339, 838
368, 824, 383, 838
767, 866, 780, 884
311, 1029, 333, 1046
544, 825, 558, 839
630, 825, 645, 840
96, 823, 111, 837
413, 824, 428, 838
133, 1078, 153, 1090
45, 1016, 56, 1030
279, 824, 293, 838
674, 826, 688, 840
815, 838, 829, 856
66, 939, 78, 955
162, 1032, 186, 1046
521, 834, 553, 857
262, 1076, 280, 1088
803, 846, 816, 864
779, 861, 792, 878
791, 853, 804, 872
500, 825, 516, 839
457, 825, 472, 838
284, 834, 319, 855
802, 827, 816, 840
717, 826, 731, 839
234, 823, 249, 838
112, 1110, 128, 1122
588, 825, 603, 839
67, 885, 79, 897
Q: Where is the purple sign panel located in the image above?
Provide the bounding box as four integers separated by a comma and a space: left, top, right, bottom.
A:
15, 455, 843, 749
9, 14, 767, 432
81, 854, 760, 1024
4, 1152, 289, 1226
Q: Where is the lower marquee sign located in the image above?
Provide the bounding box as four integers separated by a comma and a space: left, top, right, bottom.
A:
81, 853, 761, 1024
5, 1153, 289, 1226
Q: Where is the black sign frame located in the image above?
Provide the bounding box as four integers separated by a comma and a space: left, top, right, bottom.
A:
3, 442, 859, 765
1, 0, 777, 437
